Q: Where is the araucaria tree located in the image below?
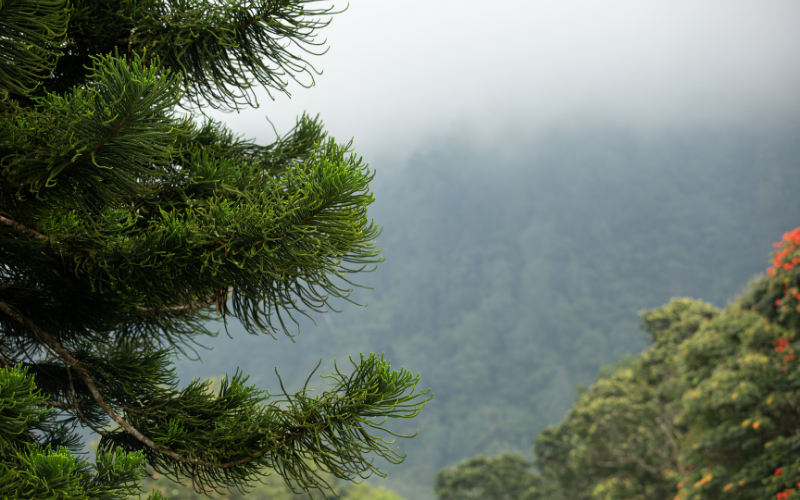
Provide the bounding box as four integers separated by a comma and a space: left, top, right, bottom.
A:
0, 0, 429, 498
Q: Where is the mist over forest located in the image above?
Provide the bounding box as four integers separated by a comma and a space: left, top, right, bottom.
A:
166, 118, 800, 499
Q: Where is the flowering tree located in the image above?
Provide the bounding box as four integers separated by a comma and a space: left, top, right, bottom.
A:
673, 228, 800, 499
0, 0, 429, 498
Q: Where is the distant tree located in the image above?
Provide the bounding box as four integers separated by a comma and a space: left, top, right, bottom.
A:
434, 452, 540, 500
0, 0, 429, 498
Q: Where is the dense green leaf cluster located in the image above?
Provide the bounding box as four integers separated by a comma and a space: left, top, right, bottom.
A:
0, 0, 429, 498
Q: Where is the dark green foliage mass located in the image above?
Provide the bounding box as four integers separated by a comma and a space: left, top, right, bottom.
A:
0, 0, 429, 498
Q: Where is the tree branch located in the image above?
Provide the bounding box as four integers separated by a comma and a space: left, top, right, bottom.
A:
61, 117, 128, 171
239, 207, 319, 253
134, 287, 232, 315
65, 366, 109, 438
0, 215, 47, 240
117, 8, 280, 45
0, 301, 174, 458
0, 300, 358, 470
134, 298, 215, 315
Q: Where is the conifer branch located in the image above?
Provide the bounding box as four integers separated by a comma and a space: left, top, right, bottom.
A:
134, 287, 233, 315
61, 117, 128, 171
116, 9, 279, 45
64, 365, 110, 438
0, 301, 180, 460
0, 300, 409, 473
0, 215, 47, 240
134, 298, 212, 315
239, 207, 320, 253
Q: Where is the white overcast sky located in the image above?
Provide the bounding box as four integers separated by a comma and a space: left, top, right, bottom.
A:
214, 0, 800, 163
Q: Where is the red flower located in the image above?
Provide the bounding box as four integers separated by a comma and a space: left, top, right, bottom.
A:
768, 228, 800, 275
775, 338, 790, 353
776, 299, 783, 307
776, 468, 784, 476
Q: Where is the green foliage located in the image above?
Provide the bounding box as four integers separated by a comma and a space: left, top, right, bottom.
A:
2, 52, 188, 208
0, 1, 428, 499
434, 453, 540, 500
0, 0, 68, 97
0, 366, 148, 499
106, 354, 427, 493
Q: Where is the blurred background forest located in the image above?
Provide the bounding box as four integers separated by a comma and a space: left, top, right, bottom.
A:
158, 119, 800, 499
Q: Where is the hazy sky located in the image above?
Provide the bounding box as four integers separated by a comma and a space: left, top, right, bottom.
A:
214, 0, 800, 162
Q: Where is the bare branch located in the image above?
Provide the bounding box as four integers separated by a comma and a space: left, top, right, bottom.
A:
66, 366, 109, 438
0, 215, 47, 240
134, 298, 215, 315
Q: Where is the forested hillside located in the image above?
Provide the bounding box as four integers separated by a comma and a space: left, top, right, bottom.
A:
438, 228, 800, 499
172, 121, 800, 499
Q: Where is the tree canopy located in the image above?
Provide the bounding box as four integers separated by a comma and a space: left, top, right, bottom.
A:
0, 0, 429, 498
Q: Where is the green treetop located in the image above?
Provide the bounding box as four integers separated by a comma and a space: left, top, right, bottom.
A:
0, 0, 429, 498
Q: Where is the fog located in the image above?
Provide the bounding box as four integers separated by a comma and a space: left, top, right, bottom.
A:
213, 0, 800, 162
